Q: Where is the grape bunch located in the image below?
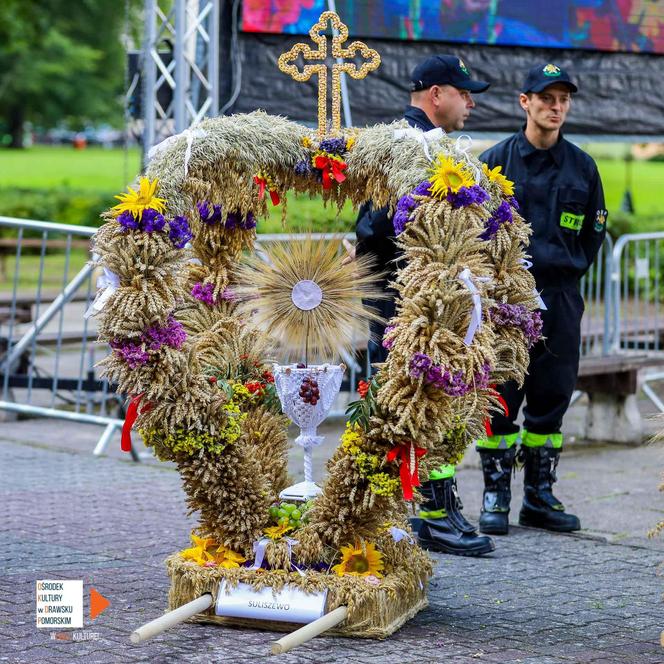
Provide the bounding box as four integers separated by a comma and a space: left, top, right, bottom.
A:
269, 502, 307, 530
299, 376, 320, 406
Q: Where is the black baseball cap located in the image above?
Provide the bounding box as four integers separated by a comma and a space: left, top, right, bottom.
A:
522, 63, 578, 94
410, 55, 490, 93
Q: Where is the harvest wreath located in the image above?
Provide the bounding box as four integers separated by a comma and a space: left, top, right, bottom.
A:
90, 10, 541, 651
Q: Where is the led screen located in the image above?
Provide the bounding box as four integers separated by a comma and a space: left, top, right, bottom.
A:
242, 1, 664, 54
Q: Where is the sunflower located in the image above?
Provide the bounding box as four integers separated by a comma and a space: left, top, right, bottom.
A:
332, 541, 384, 578
428, 155, 474, 197
111, 176, 167, 219
264, 522, 294, 540
179, 533, 217, 565
482, 163, 515, 197
213, 545, 247, 569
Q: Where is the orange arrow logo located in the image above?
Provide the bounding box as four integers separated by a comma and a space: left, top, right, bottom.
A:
90, 588, 110, 620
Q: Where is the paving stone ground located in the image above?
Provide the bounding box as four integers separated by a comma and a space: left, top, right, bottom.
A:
1, 420, 664, 664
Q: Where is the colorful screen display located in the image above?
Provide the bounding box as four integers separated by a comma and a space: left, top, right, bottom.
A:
241, 1, 664, 54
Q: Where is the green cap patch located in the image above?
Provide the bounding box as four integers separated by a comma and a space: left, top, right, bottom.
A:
543, 64, 561, 77
560, 211, 584, 232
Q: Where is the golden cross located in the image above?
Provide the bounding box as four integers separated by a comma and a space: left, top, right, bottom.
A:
278, 11, 381, 137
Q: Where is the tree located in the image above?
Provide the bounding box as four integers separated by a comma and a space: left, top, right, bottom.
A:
0, 0, 136, 148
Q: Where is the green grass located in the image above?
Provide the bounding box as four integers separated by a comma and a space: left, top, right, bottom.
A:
594, 158, 663, 217
0, 145, 141, 192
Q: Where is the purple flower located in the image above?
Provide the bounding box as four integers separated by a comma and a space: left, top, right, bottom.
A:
425, 364, 445, 388
168, 215, 193, 248
243, 211, 257, 230
319, 137, 346, 155
381, 325, 396, 350
191, 283, 236, 306
143, 316, 187, 350
225, 211, 241, 230
191, 282, 216, 306
412, 180, 432, 197
474, 362, 491, 390
197, 201, 210, 220
490, 303, 543, 348
480, 201, 513, 240
110, 340, 149, 368
393, 194, 418, 235
409, 352, 432, 379
442, 370, 472, 397
294, 160, 313, 176
197, 201, 223, 224
447, 185, 490, 209
508, 196, 520, 211
141, 208, 166, 233
117, 210, 140, 231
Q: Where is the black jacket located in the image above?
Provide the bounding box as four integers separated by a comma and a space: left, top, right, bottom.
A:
355, 106, 436, 288
480, 129, 607, 288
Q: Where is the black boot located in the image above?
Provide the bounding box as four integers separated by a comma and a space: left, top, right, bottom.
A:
518, 446, 581, 532
412, 477, 495, 556
478, 446, 516, 535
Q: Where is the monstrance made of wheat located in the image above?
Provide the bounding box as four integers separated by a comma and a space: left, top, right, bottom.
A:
234, 238, 383, 502
91, 9, 539, 654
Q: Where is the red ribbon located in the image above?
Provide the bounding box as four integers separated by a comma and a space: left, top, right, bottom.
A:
253, 176, 280, 206
314, 155, 347, 190
121, 394, 152, 452
386, 442, 427, 501
483, 386, 510, 438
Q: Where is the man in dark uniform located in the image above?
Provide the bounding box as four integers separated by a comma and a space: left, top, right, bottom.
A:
354, 55, 495, 556
477, 63, 607, 535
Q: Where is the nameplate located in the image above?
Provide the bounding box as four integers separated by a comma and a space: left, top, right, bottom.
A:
215, 581, 327, 624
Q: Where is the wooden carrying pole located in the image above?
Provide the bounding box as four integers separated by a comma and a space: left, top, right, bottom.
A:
130, 594, 213, 644
271, 605, 348, 655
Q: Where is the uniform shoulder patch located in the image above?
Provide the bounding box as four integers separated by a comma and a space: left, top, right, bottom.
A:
594, 209, 608, 232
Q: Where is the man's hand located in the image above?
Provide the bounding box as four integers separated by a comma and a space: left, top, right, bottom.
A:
341, 238, 356, 265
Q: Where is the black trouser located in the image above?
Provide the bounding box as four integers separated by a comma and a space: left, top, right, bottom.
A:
366, 294, 396, 368
490, 285, 584, 436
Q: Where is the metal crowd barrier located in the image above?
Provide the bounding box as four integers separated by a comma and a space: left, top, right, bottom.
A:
609, 231, 664, 413
580, 233, 614, 358
0, 216, 132, 458
1, 214, 663, 453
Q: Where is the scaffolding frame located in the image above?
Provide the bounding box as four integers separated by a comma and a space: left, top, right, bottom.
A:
141, 0, 220, 156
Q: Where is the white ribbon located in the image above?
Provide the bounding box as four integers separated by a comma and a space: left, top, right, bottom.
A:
389, 526, 415, 544
284, 537, 306, 577
393, 126, 445, 161
519, 258, 547, 310
457, 268, 491, 346
249, 536, 305, 576
250, 537, 271, 570
84, 267, 120, 319
147, 126, 207, 176
453, 134, 481, 183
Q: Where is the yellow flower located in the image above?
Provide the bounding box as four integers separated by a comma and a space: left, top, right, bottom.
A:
179, 533, 217, 565
302, 136, 312, 148
482, 163, 515, 197
346, 136, 355, 150
428, 155, 474, 196
112, 176, 167, 219
213, 545, 247, 569
264, 522, 293, 540
332, 541, 384, 578
341, 422, 363, 456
